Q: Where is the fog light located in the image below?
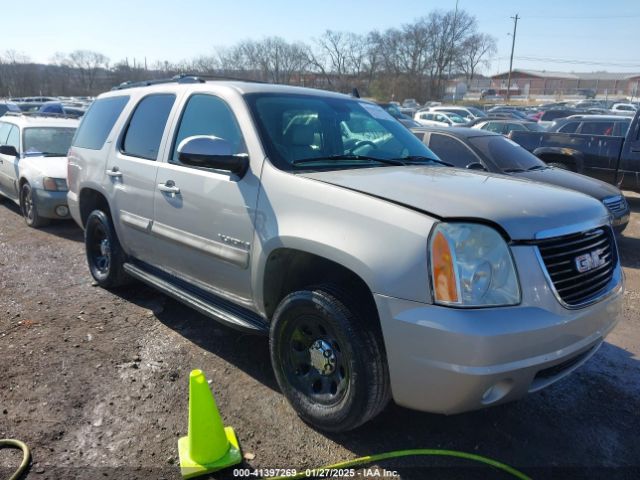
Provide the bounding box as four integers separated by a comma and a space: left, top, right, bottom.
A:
55, 205, 69, 217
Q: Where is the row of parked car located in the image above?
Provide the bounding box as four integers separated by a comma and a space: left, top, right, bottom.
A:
0, 95, 93, 119
0, 77, 628, 432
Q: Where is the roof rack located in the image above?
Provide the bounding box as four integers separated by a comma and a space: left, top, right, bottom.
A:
3, 111, 81, 120
111, 73, 265, 91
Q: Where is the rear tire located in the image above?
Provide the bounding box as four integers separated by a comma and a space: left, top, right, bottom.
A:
270, 284, 390, 432
85, 209, 130, 288
20, 182, 50, 228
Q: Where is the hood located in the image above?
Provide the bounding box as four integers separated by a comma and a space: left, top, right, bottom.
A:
300, 166, 609, 240
20, 156, 68, 179
515, 167, 622, 201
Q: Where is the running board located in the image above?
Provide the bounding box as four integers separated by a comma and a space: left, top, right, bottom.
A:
123, 262, 268, 334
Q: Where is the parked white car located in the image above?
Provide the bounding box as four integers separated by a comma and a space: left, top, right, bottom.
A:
428, 105, 487, 121
414, 110, 467, 127
610, 103, 637, 113
0, 113, 79, 227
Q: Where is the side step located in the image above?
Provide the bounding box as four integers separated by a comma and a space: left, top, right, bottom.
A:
123, 262, 268, 334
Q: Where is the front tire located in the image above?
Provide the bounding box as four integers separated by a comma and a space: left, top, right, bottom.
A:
20, 182, 50, 228
270, 285, 390, 432
85, 209, 130, 288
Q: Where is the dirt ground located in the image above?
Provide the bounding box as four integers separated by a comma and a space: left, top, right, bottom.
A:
1, 193, 639, 480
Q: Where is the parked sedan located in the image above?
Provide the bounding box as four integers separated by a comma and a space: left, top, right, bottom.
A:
414, 110, 467, 127
377, 102, 423, 129
412, 126, 630, 233
471, 119, 544, 135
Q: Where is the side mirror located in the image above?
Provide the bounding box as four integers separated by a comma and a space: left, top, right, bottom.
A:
177, 136, 248, 177
0, 145, 18, 157
466, 162, 487, 171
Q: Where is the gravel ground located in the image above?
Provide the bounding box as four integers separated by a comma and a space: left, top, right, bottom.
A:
1, 193, 639, 480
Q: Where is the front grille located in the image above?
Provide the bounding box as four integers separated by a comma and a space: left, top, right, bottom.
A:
603, 195, 627, 215
536, 227, 617, 307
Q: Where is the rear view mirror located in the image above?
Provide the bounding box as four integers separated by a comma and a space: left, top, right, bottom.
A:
177, 136, 248, 177
0, 145, 18, 157
466, 162, 487, 171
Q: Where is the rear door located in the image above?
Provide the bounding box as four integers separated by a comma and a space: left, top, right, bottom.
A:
151, 92, 259, 303
105, 93, 178, 264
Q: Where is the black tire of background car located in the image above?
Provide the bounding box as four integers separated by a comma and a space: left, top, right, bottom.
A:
270, 284, 391, 432
84, 209, 130, 288
20, 182, 50, 228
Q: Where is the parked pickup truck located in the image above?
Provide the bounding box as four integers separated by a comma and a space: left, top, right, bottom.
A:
68, 77, 623, 431
511, 110, 640, 192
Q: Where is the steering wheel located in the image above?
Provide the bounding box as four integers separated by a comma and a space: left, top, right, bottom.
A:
348, 140, 378, 154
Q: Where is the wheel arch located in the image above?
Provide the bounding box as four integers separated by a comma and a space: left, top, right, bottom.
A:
261, 246, 378, 324
533, 147, 585, 173
78, 187, 112, 228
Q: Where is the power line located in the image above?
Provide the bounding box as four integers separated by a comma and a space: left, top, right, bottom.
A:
523, 13, 640, 19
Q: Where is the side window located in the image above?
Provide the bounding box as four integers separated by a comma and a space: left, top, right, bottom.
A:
580, 122, 614, 135
429, 134, 479, 168
483, 122, 506, 134
171, 94, 246, 163
73, 96, 129, 150
558, 122, 579, 133
614, 121, 630, 137
6, 126, 20, 151
0, 122, 12, 144
122, 94, 175, 160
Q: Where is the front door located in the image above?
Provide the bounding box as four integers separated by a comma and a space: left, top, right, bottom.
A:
0, 125, 21, 200
151, 93, 260, 304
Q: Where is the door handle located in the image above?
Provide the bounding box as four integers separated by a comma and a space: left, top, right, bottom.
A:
157, 180, 180, 195
105, 166, 123, 178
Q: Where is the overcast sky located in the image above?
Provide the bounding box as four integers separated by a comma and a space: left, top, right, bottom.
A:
5, 0, 640, 73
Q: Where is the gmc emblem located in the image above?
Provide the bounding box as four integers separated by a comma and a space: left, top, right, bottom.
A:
575, 249, 607, 273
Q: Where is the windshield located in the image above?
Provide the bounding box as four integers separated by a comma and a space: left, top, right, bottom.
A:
23, 127, 76, 156
246, 93, 441, 171
468, 135, 546, 172
466, 106, 487, 117
447, 113, 467, 124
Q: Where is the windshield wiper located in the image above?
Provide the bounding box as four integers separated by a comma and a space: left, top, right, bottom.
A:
292, 154, 406, 167
397, 155, 454, 167
503, 167, 526, 173
527, 165, 548, 171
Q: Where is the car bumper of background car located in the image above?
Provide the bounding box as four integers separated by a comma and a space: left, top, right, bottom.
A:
33, 188, 71, 219
374, 245, 623, 415
611, 211, 630, 234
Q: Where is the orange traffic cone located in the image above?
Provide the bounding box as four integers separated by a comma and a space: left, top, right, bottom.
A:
178, 369, 242, 479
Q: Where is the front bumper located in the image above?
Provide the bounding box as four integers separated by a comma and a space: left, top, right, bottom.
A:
375, 244, 623, 414
33, 188, 71, 219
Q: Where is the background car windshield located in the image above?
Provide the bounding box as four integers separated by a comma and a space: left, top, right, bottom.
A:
448, 113, 467, 124
246, 94, 440, 171
23, 127, 76, 156
469, 135, 546, 171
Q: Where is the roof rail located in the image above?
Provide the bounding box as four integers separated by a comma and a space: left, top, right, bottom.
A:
3, 111, 81, 119
111, 73, 265, 91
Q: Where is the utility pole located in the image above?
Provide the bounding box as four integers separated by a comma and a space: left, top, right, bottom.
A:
447, 0, 459, 103
506, 13, 519, 103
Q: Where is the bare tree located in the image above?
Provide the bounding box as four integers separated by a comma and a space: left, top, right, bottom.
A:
62, 50, 110, 94
457, 33, 496, 81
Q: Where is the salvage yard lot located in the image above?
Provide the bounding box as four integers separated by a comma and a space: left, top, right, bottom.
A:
1, 194, 639, 480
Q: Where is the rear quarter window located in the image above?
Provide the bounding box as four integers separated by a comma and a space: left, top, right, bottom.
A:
72, 96, 129, 150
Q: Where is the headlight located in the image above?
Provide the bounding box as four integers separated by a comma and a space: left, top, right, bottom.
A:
429, 222, 520, 307
43, 177, 68, 191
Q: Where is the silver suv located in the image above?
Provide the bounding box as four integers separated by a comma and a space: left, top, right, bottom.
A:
68, 77, 623, 431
